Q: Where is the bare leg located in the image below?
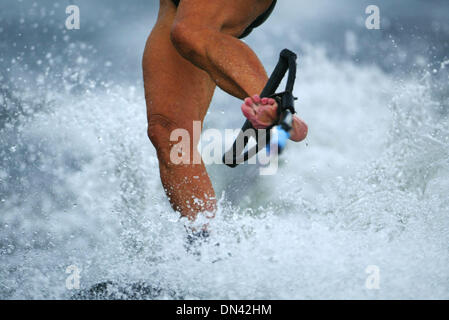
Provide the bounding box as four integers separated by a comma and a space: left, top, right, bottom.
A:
170, 0, 275, 99
143, 1, 217, 220
171, 0, 308, 140
143, 0, 308, 220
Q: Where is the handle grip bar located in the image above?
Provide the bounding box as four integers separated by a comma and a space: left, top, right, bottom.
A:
222, 49, 298, 167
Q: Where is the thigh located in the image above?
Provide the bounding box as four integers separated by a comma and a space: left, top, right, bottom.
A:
175, 0, 274, 37
143, 1, 216, 132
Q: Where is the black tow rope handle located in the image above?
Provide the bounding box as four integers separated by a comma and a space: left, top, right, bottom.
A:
222, 49, 298, 168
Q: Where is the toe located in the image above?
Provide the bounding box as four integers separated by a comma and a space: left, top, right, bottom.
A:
241, 102, 256, 118
244, 97, 253, 107
252, 95, 261, 104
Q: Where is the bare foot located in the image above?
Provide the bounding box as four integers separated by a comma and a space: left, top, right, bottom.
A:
241, 95, 308, 142
241, 95, 278, 129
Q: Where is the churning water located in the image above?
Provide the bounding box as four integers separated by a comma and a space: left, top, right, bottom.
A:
0, 0, 448, 299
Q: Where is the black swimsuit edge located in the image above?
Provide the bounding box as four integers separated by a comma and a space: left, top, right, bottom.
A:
171, 0, 277, 39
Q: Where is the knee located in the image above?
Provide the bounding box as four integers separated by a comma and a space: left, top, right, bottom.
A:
147, 116, 177, 163
148, 115, 194, 165
147, 124, 162, 149
170, 21, 205, 60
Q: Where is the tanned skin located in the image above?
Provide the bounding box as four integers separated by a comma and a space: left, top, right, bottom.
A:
143, 0, 308, 220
